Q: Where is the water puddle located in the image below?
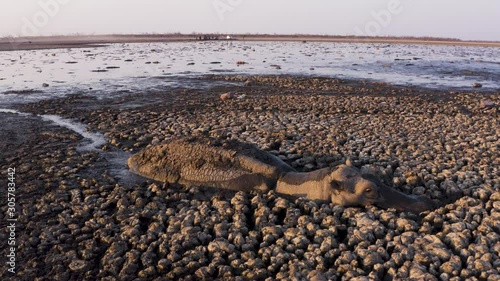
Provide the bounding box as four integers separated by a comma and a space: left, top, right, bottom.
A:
104, 150, 145, 185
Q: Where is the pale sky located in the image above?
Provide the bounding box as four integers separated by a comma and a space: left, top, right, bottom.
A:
1, 0, 499, 41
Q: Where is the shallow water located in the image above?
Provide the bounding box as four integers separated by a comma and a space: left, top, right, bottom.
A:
0, 41, 499, 106
40, 114, 107, 151
1, 108, 139, 183
0, 108, 106, 151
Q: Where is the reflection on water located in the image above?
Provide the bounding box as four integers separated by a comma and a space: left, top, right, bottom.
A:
1, 41, 499, 105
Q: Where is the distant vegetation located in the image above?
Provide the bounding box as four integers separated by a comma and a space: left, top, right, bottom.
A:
213, 33, 464, 42
3, 32, 499, 44
127, 32, 465, 42
116, 33, 494, 43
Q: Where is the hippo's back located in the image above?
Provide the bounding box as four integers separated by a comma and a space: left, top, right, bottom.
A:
128, 137, 295, 191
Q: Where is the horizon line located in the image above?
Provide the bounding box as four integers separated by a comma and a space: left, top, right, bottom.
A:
2, 32, 500, 44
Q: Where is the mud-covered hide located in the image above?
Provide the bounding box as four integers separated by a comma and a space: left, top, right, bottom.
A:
128, 137, 295, 192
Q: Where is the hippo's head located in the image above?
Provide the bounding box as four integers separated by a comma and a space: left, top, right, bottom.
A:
328, 161, 434, 213
328, 164, 380, 207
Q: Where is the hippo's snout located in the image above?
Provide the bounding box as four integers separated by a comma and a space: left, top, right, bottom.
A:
404, 195, 435, 213
356, 173, 434, 213
376, 184, 435, 213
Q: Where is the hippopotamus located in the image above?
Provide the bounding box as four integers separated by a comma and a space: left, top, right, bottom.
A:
128, 138, 434, 213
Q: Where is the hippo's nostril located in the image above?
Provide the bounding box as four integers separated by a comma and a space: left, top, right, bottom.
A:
413, 196, 435, 211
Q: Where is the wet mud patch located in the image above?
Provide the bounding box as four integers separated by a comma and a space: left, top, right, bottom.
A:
1, 89, 44, 95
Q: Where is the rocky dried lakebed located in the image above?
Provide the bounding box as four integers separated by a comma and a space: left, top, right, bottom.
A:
0, 75, 499, 280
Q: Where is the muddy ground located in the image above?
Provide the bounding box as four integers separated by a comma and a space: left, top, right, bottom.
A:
0, 75, 499, 280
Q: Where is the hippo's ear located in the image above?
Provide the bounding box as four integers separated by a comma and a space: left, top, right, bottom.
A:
345, 158, 353, 166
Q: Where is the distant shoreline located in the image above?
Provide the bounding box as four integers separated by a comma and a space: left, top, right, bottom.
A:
1, 34, 499, 51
